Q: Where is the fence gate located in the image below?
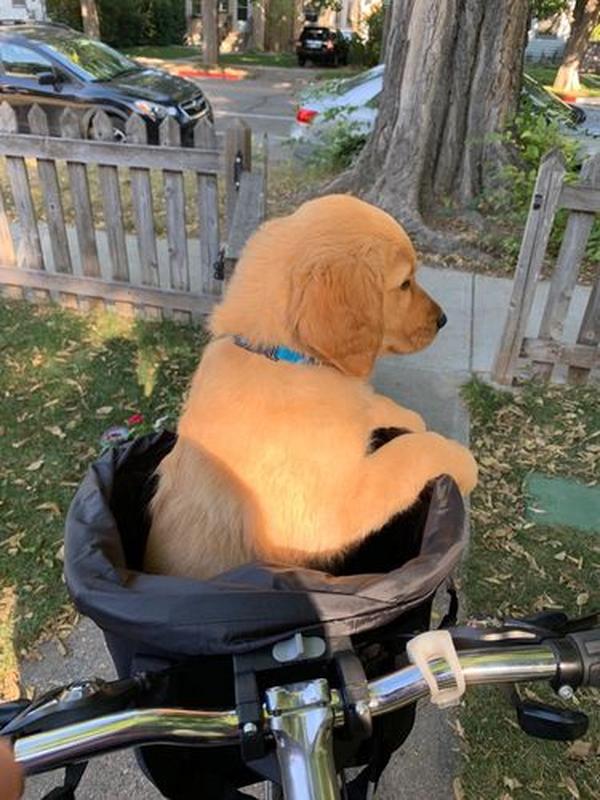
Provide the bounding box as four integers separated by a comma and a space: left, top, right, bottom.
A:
0, 102, 227, 321
492, 149, 600, 385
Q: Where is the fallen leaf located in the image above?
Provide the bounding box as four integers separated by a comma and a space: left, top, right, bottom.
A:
25, 459, 44, 472
95, 406, 113, 417
567, 740, 592, 761
45, 425, 65, 439
36, 502, 61, 516
452, 777, 465, 800
554, 551, 567, 561
576, 592, 589, 608
562, 777, 580, 799
504, 777, 522, 791
55, 637, 67, 657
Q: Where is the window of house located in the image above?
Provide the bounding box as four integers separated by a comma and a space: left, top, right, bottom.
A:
237, 0, 249, 22
0, 44, 54, 78
193, 0, 229, 15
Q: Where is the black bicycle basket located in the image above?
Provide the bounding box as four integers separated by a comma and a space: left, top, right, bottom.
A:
64, 430, 467, 799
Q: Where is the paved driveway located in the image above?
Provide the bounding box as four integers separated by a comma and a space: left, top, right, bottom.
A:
201, 67, 310, 159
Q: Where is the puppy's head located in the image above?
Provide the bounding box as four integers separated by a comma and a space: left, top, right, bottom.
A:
211, 194, 445, 377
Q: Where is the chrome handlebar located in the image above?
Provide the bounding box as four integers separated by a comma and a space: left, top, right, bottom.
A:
14, 644, 559, 775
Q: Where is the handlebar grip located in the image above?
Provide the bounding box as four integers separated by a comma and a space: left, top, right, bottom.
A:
567, 629, 600, 688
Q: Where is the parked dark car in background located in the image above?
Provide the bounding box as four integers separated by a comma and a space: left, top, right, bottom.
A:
0, 20, 212, 143
296, 26, 349, 67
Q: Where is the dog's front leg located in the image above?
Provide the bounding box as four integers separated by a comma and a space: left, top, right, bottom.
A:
343, 432, 477, 546
367, 393, 426, 433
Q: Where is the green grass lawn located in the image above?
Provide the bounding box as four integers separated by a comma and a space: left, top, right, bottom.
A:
125, 44, 202, 61
526, 64, 600, 97
460, 380, 599, 800
124, 46, 297, 68
0, 300, 206, 676
122, 45, 359, 76
220, 50, 297, 68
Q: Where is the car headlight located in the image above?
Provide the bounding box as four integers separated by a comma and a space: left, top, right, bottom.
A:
133, 101, 177, 120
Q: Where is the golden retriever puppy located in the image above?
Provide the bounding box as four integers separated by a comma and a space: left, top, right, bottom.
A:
145, 195, 477, 580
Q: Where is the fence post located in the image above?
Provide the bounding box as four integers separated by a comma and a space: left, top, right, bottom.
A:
126, 113, 160, 290
225, 119, 252, 234
91, 111, 130, 283
0, 102, 44, 272
159, 116, 190, 294
28, 104, 73, 277
491, 149, 566, 385
60, 108, 101, 279
531, 152, 600, 380
194, 117, 221, 297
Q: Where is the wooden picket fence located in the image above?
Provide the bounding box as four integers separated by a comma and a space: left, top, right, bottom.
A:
492, 149, 600, 385
0, 102, 265, 321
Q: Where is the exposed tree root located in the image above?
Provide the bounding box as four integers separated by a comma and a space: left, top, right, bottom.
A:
313, 169, 496, 263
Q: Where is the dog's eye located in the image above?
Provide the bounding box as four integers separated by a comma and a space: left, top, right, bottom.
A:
399, 280, 411, 290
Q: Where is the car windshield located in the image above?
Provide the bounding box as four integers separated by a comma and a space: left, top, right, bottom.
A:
44, 34, 139, 82
302, 28, 330, 40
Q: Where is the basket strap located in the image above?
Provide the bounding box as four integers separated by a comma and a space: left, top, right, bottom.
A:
41, 761, 87, 800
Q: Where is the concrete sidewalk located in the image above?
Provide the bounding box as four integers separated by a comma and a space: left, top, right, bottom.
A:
20, 265, 590, 799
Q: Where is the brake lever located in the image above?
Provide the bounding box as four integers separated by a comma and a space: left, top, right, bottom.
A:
451, 610, 600, 650
1, 675, 146, 737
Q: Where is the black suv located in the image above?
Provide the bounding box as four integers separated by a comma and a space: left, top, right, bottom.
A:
0, 20, 212, 143
296, 26, 349, 67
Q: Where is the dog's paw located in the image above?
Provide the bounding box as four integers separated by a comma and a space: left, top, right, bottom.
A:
434, 436, 478, 495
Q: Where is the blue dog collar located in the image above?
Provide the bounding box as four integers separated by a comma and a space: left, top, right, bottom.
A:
234, 336, 320, 366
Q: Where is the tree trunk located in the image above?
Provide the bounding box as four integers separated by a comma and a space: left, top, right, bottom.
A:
380, 0, 392, 63
333, 0, 529, 250
201, 0, 219, 66
81, 0, 100, 39
553, 0, 600, 94
252, 0, 268, 51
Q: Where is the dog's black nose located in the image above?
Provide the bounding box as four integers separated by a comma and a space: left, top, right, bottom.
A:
437, 312, 448, 330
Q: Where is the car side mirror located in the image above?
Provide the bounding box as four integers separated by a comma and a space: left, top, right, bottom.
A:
38, 72, 57, 86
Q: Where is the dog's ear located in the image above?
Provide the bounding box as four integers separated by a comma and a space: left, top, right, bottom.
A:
288, 248, 384, 377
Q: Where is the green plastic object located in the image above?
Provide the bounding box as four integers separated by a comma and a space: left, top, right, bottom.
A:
524, 473, 600, 534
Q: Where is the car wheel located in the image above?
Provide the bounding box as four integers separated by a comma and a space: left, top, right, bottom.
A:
88, 115, 127, 143
110, 116, 127, 143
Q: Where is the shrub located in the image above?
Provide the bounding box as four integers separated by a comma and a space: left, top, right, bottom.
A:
345, 3, 384, 67
47, 0, 186, 48
479, 95, 600, 267
304, 106, 368, 170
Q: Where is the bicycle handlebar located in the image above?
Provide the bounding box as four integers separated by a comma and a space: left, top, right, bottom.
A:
10, 642, 565, 775
8, 618, 600, 777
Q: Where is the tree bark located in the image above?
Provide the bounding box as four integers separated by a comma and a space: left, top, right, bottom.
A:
252, 0, 268, 51
201, 0, 219, 66
333, 0, 529, 251
553, 0, 600, 93
81, 0, 100, 39
380, 0, 392, 63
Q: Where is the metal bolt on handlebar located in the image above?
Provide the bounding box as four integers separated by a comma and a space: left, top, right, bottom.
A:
242, 722, 258, 736
558, 685, 575, 700
266, 679, 340, 800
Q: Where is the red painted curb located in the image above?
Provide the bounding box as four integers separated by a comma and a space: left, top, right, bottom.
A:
176, 67, 245, 81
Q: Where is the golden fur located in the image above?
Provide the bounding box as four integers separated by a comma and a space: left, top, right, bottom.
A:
145, 195, 478, 580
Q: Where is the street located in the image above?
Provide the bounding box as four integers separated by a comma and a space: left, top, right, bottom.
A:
200, 67, 310, 158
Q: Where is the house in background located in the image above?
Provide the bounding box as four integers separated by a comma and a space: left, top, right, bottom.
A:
526, 1, 573, 63
0, 0, 46, 22
187, 0, 380, 53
